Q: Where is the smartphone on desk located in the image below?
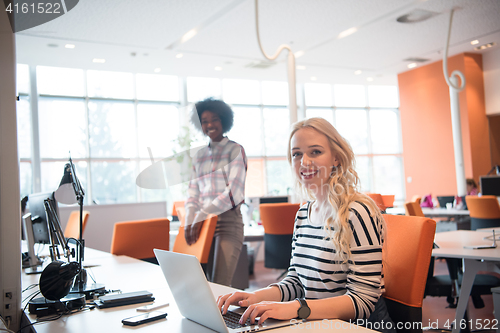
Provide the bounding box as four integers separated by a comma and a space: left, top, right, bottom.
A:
122, 311, 167, 326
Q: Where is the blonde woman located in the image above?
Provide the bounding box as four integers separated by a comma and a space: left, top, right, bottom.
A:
217, 118, 394, 332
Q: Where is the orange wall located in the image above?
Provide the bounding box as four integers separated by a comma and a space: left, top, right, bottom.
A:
398, 53, 491, 200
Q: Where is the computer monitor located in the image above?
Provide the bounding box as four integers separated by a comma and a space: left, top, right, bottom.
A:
480, 176, 500, 196
28, 192, 59, 244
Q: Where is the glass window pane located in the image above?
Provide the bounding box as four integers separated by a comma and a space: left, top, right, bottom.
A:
139, 161, 168, 203
336, 109, 368, 154
370, 109, 400, 154
356, 156, 371, 193
91, 161, 136, 204
38, 97, 87, 159
88, 101, 136, 158
19, 162, 32, 198
137, 104, 179, 158
41, 161, 88, 198
222, 79, 260, 105
136, 74, 179, 101
266, 159, 292, 196
334, 84, 366, 107
305, 108, 334, 124
372, 156, 404, 200
304, 83, 332, 107
187, 77, 221, 103
17, 64, 30, 94
17, 96, 31, 159
245, 159, 265, 198
37, 66, 85, 97
87, 70, 134, 99
263, 108, 289, 156
228, 107, 263, 157
368, 85, 399, 108
262, 81, 288, 105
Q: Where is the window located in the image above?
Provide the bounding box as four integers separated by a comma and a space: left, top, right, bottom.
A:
19, 65, 403, 203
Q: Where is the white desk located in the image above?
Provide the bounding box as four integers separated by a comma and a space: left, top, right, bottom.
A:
387, 207, 469, 219
433, 230, 500, 333
22, 249, 372, 333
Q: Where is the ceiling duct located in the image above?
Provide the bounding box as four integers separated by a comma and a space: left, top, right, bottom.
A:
403, 57, 430, 63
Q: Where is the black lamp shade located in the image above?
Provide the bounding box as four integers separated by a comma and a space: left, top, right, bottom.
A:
55, 163, 77, 204
40, 261, 80, 301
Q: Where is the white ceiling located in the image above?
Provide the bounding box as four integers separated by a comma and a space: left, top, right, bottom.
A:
15, 0, 500, 86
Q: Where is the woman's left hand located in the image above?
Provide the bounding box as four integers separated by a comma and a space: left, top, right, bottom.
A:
239, 300, 299, 326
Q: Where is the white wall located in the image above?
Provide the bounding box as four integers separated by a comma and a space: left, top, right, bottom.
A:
0, 10, 22, 331
59, 201, 168, 252
483, 48, 500, 116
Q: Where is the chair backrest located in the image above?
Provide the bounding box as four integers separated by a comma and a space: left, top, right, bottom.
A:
465, 195, 500, 230
382, 214, 436, 333
381, 195, 395, 208
411, 195, 422, 205
110, 218, 170, 260
64, 210, 90, 239
404, 201, 425, 217
366, 193, 386, 211
173, 214, 217, 264
171, 201, 185, 222
259, 203, 300, 235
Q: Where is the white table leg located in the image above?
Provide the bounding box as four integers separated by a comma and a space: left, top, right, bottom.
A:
452, 259, 483, 333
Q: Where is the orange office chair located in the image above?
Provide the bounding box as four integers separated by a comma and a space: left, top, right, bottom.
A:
382, 214, 436, 333
110, 218, 170, 264
381, 195, 395, 209
465, 195, 500, 230
171, 201, 185, 222
173, 214, 217, 264
411, 195, 422, 205
404, 201, 425, 217
64, 210, 90, 239
259, 203, 300, 278
366, 193, 386, 212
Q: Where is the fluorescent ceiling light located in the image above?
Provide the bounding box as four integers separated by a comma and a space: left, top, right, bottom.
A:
181, 29, 197, 43
176, 53, 183, 59
407, 63, 417, 69
92, 58, 105, 63
474, 42, 495, 50
214, 66, 222, 71
154, 68, 161, 73
296, 65, 306, 70
310, 76, 317, 81
470, 40, 479, 45
65, 44, 75, 49
294, 50, 305, 58
354, 70, 362, 75
338, 27, 357, 39
366, 77, 374, 82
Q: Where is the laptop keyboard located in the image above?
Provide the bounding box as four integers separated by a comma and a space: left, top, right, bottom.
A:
223, 310, 252, 329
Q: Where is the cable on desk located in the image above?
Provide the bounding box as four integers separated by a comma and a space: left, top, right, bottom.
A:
22, 284, 38, 293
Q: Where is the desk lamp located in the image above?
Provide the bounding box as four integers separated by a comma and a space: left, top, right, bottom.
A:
55, 157, 105, 297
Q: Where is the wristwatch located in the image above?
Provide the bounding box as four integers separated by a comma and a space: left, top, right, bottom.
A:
295, 298, 310, 319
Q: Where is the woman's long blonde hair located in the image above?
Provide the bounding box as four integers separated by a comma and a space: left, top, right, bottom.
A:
287, 117, 384, 263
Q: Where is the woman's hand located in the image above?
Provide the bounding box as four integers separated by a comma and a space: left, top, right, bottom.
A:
184, 211, 207, 245
239, 300, 299, 326
217, 291, 259, 314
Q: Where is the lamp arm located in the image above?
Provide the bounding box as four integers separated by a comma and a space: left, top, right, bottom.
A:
44, 199, 71, 260
68, 157, 85, 198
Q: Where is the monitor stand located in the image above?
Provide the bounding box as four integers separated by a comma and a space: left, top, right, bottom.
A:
22, 213, 44, 274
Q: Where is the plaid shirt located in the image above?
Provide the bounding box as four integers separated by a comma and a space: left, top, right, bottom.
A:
186, 137, 247, 214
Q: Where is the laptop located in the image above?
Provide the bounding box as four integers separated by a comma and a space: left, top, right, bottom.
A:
154, 249, 294, 332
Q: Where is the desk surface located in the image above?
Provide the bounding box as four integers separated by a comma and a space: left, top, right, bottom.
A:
433, 230, 500, 260
22, 248, 372, 333
386, 207, 469, 218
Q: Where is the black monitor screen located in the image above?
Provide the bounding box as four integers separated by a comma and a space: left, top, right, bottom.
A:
259, 196, 289, 204
480, 176, 500, 196
28, 192, 59, 244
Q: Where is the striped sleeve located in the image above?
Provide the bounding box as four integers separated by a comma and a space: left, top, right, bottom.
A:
345, 201, 384, 319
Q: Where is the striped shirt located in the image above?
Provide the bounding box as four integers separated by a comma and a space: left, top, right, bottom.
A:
274, 201, 385, 319
186, 137, 247, 213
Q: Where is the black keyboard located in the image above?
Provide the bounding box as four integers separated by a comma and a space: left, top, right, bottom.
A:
223, 310, 251, 329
